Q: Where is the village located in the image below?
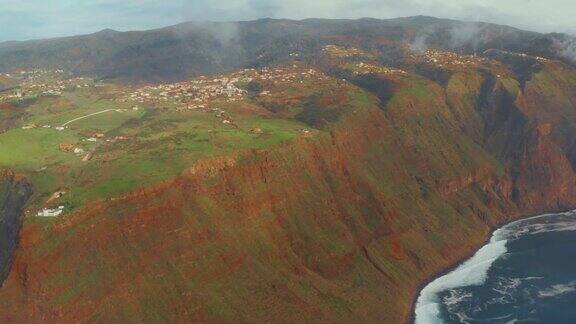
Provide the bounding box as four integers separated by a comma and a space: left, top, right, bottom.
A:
410, 49, 492, 69
0, 69, 96, 104
119, 62, 329, 112
346, 61, 408, 76
322, 45, 374, 59
322, 45, 408, 76
483, 49, 552, 63
6, 63, 331, 219
12, 62, 328, 166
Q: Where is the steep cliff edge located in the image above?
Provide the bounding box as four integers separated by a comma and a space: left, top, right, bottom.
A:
0, 171, 32, 286
0, 55, 576, 323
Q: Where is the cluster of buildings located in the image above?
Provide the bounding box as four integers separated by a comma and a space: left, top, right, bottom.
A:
0, 87, 22, 104
120, 64, 328, 112
322, 45, 371, 59
21, 70, 94, 96
119, 75, 249, 109
59, 143, 86, 156
412, 49, 491, 69
254, 65, 325, 85
0, 69, 95, 104
347, 62, 408, 76
322, 45, 407, 77
484, 49, 551, 63
411, 49, 553, 71
55, 135, 127, 164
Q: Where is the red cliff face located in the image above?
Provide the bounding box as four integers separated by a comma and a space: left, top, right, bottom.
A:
515, 128, 576, 210
1, 61, 576, 323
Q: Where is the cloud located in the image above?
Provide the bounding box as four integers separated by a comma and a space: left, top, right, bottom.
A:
554, 37, 576, 62
407, 20, 489, 53
1, 0, 575, 42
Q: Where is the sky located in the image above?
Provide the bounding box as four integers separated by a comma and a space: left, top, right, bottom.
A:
1, 0, 575, 42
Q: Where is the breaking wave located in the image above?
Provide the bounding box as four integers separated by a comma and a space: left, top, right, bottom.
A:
414, 234, 508, 323
414, 210, 576, 324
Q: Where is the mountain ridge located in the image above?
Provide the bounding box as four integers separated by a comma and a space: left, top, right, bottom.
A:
0, 16, 574, 82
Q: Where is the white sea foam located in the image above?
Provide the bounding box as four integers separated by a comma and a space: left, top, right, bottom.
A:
414, 235, 508, 324
538, 282, 576, 298
414, 210, 576, 324
496, 210, 576, 240
442, 289, 472, 306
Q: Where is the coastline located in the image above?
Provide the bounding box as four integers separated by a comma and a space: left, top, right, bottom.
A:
406, 207, 575, 324
406, 232, 491, 324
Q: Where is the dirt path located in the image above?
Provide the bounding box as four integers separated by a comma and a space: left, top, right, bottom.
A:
61, 109, 117, 127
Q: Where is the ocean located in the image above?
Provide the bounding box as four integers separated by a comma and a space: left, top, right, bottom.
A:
414, 210, 576, 323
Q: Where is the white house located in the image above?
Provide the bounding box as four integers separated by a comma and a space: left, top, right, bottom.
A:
37, 206, 64, 217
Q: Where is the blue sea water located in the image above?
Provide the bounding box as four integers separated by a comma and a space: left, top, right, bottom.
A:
415, 210, 576, 323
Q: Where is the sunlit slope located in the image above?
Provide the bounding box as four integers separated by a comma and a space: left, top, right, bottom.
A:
2, 50, 576, 322
0, 66, 341, 215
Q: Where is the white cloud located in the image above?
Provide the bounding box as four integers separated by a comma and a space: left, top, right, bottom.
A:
1, 0, 575, 42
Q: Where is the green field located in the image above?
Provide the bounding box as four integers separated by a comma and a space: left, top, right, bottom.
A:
0, 87, 311, 216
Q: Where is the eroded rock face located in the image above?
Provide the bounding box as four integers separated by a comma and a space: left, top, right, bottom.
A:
0, 171, 32, 286
0, 55, 576, 322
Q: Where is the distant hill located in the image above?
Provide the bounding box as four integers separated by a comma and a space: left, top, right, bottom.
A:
0, 16, 574, 82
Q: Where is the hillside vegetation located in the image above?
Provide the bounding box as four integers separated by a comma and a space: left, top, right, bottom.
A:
0, 17, 574, 82
1, 23, 576, 322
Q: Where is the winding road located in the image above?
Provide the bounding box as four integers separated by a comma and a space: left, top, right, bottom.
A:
61, 109, 118, 127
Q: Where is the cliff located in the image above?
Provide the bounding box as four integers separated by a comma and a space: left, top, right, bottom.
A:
0, 171, 32, 285
0, 53, 576, 322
